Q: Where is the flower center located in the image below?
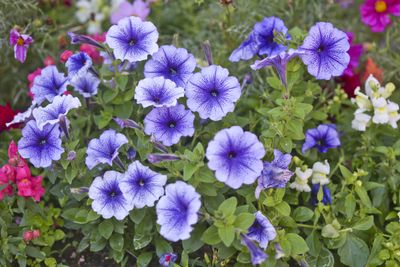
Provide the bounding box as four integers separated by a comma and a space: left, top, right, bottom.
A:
228, 151, 236, 159
317, 44, 325, 53
210, 89, 218, 97
40, 139, 47, 145
17, 37, 24, 46
109, 191, 118, 198
169, 67, 177, 75
138, 178, 145, 186
375, 0, 387, 13
129, 39, 136, 46
168, 121, 176, 128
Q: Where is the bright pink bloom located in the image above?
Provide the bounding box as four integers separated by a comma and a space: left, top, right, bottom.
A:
30, 176, 45, 201
360, 0, 400, 32
0, 170, 13, 200
43, 56, 55, 66
1, 164, 16, 183
32, 229, 40, 239
90, 32, 106, 43
60, 50, 73, 63
343, 32, 363, 76
23, 231, 34, 242
15, 165, 31, 182
17, 178, 33, 198
10, 29, 33, 63
8, 141, 19, 161
80, 44, 103, 64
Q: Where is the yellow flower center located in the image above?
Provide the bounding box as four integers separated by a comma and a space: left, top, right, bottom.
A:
375, 0, 387, 13
17, 37, 24, 46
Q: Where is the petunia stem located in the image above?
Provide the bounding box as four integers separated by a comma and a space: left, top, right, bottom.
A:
296, 223, 322, 229
113, 156, 125, 171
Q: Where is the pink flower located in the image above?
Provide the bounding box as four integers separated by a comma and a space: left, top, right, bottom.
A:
343, 32, 363, 76
60, 50, 73, 63
43, 56, 55, 66
110, 0, 151, 24
30, 176, 45, 201
23, 231, 34, 242
360, 0, 400, 32
80, 44, 103, 64
9, 29, 33, 63
15, 165, 31, 182
8, 141, 19, 161
1, 164, 16, 183
17, 178, 33, 198
0, 170, 13, 200
32, 229, 40, 239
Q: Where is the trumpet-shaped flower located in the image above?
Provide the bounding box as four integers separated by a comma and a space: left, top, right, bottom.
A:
289, 167, 312, 192
387, 101, 400, 128
302, 124, 341, 153
247, 211, 277, 249
312, 160, 330, 185
66, 52, 93, 78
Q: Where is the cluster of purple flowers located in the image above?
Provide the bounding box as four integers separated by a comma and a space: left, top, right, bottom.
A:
232, 17, 351, 83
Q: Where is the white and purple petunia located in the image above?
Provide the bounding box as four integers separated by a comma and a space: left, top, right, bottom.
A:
106, 16, 159, 63
229, 16, 290, 62
302, 124, 341, 154
85, 129, 128, 170
6, 103, 37, 127
32, 94, 81, 130
206, 126, 265, 189
299, 22, 350, 80
89, 171, 131, 220
120, 161, 167, 208
30, 65, 70, 104
144, 45, 197, 88
156, 181, 201, 241
65, 52, 93, 78
71, 73, 100, 98
255, 149, 294, 198
144, 104, 195, 146
240, 234, 268, 265
134, 77, 184, 108
186, 65, 241, 121
247, 211, 277, 249
18, 120, 64, 168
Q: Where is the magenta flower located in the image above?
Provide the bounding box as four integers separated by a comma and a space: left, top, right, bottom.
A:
360, 0, 400, 32
9, 29, 33, 63
343, 32, 363, 76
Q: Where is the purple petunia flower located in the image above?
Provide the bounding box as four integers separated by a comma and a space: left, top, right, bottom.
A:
229, 17, 290, 62
113, 117, 142, 130
68, 32, 105, 49
156, 181, 201, 241
206, 126, 265, 189
302, 124, 341, 153
134, 77, 184, 108
30, 66, 70, 104
120, 161, 167, 208
251, 49, 304, 88
311, 184, 332, 205
106, 16, 158, 63
159, 253, 178, 267
299, 22, 350, 80
147, 153, 180, 164
18, 120, 64, 168
85, 129, 128, 170
10, 29, 33, 63
144, 45, 197, 88
241, 234, 268, 266
32, 94, 81, 130
144, 104, 195, 146
89, 171, 131, 220
247, 211, 277, 249
71, 73, 100, 98
186, 65, 241, 121
65, 52, 93, 78
6, 103, 37, 127
255, 149, 294, 198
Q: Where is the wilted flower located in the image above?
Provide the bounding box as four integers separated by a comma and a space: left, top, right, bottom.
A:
206, 126, 265, 189
30, 66, 69, 104
312, 160, 330, 185
32, 95, 81, 130
106, 16, 159, 63
300, 22, 350, 80
120, 161, 167, 208
85, 129, 128, 170
144, 104, 195, 146
289, 167, 312, 192
256, 149, 293, 198
135, 77, 184, 108
240, 234, 268, 266
247, 211, 277, 249
113, 117, 142, 130
18, 120, 64, 168
9, 29, 33, 63
302, 124, 341, 153
186, 65, 241, 121
89, 171, 131, 220
144, 45, 197, 88
65, 52, 93, 78
360, 0, 400, 32
147, 153, 180, 164
156, 181, 201, 241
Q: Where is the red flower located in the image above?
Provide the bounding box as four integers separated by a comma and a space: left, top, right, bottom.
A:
60, 50, 73, 63
23, 231, 34, 242
341, 73, 361, 98
80, 44, 103, 64
363, 57, 384, 82
0, 103, 19, 132
43, 56, 55, 66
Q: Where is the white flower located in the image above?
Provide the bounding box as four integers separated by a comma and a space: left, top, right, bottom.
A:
372, 97, 389, 124
312, 160, 330, 185
387, 101, 400, 129
76, 0, 106, 34
378, 82, 395, 99
352, 87, 372, 111
351, 109, 371, 131
365, 74, 381, 99
289, 167, 312, 192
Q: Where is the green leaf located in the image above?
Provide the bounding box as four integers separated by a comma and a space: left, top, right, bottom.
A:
137, 252, 152, 267
115, 75, 129, 91
218, 197, 237, 217
218, 225, 235, 247
344, 194, 356, 220
306, 231, 321, 257
355, 186, 372, 208
274, 201, 291, 216
279, 138, 293, 153
286, 233, 309, 255
98, 220, 114, 239
321, 224, 340, 239
133, 233, 152, 250
201, 225, 221, 245
306, 246, 334, 267
234, 213, 255, 230
109, 233, 124, 252
103, 89, 119, 103
155, 237, 173, 257
338, 234, 369, 267
352, 216, 374, 231
181, 251, 189, 267
26, 246, 45, 259
129, 209, 146, 224
44, 257, 57, 267
293, 207, 314, 222
182, 224, 206, 253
